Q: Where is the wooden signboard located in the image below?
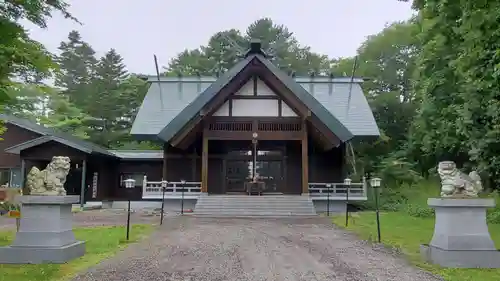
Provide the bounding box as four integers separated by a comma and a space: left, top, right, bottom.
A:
92, 172, 98, 199
7, 210, 20, 218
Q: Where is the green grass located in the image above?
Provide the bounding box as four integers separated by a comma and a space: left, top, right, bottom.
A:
333, 212, 500, 281
0, 224, 154, 281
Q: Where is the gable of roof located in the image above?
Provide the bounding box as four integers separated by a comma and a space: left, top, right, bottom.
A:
154, 55, 354, 143
156, 56, 255, 142
0, 114, 116, 157
133, 57, 380, 144
132, 67, 379, 143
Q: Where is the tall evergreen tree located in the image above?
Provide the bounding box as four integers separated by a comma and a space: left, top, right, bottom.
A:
55, 30, 98, 108
85, 49, 129, 146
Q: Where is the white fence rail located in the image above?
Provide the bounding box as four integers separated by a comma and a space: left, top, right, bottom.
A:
141, 176, 368, 201
307, 180, 368, 200
142, 176, 201, 199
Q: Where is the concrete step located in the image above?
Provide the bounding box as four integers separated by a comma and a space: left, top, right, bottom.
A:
195, 206, 315, 210
194, 195, 317, 217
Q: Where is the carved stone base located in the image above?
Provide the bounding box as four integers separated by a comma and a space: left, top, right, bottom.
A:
0, 195, 86, 264
420, 198, 500, 268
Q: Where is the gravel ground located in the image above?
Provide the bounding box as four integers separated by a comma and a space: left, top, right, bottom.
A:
72, 216, 442, 281
0, 209, 162, 230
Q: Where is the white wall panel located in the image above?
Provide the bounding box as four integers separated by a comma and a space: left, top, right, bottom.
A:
281, 102, 298, 117
232, 99, 279, 116
234, 80, 253, 96
213, 101, 230, 116
256, 79, 276, 96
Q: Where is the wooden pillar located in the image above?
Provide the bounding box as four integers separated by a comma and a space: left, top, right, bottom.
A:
191, 148, 197, 181
301, 121, 309, 194
201, 134, 209, 193
80, 159, 87, 208
20, 158, 26, 190
162, 143, 168, 181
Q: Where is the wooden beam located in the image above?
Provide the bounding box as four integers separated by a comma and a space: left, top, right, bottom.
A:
301, 121, 309, 194
191, 148, 197, 181
162, 143, 168, 181
80, 159, 87, 208
204, 130, 303, 140
201, 133, 209, 193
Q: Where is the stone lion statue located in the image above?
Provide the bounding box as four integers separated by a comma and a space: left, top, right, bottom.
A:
26, 156, 71, 196
438, 161, 483, 197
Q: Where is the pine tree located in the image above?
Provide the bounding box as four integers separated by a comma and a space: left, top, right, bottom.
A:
55, 30, 98, 108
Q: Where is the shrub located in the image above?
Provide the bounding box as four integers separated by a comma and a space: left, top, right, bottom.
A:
406, 203, 435, 218
486, 191, 500, 224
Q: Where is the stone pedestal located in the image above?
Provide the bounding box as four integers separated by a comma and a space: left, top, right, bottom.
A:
0, 195, 85, 264
420, 198, 500, 268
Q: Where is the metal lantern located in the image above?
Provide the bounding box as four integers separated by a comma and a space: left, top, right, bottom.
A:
124, 178, 135, 189
370, 176, 383, 243
370, 177, 382, 188
326, 184, 332, 216
343, 178, 351, 226
344, 178, 352, 186
123, 178, 135, 240
160, 180, 168, 225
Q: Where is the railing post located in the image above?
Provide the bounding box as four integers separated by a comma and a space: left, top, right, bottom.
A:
160, 180, 167, 225
326, 184, 331, 216
142, 175, 147, 196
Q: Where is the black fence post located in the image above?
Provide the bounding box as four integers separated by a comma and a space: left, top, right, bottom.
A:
180, 180, 186, 215
344, 178, 351, 227
126, 199, 131, 240
160, 180, 166, 225
326, 184, 331, 216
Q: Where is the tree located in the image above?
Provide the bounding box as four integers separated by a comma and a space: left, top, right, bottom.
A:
54, 32, 148, 147
453, 1, 500, 185
55, 31, 98, 108
409, 0, 500, 187
331, 20, 421, 177
84, 48, 129, 146
165, 18, 332, 76
0, 0, 76, 138
40, 89, 93, 139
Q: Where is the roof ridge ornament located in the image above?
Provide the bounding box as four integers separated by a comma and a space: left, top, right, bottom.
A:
245, 39, 268, 58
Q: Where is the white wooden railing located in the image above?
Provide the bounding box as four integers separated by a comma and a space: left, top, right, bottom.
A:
142, 176, 201, 199
141, 176, 368, 200
307, 179, 368, 200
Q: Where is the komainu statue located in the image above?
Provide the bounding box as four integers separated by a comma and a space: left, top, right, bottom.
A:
26, 156, 71, 196
438, 161, 483, 197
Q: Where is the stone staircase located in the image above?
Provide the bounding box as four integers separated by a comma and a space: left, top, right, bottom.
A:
193, 195, 317, 217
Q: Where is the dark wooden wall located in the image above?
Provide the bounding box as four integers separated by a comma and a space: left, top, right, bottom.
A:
20, 141, 87, 161
0, 123, 41, 168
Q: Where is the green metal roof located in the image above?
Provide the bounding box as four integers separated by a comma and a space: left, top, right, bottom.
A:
131, 57, 380, 143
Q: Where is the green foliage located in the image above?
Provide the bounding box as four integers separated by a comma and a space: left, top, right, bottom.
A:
333, 212, 500, 281
0, 0, 75, 98
485, 191, 500, 224
0, 225, 153, 281
409, 0, 500, 185
406, 203, 434, 218
375, 153, 422, 186
165, 18, 333, 76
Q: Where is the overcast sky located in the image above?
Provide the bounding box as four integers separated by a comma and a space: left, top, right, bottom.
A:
24, 0, 415, 74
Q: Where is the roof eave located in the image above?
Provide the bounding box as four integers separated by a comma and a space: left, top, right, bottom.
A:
157, 56, 256, 142
254, 55, 354, 143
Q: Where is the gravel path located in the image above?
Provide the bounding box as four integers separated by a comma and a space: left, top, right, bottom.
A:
72, 216, 442, 281
0, 209, 160, 230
